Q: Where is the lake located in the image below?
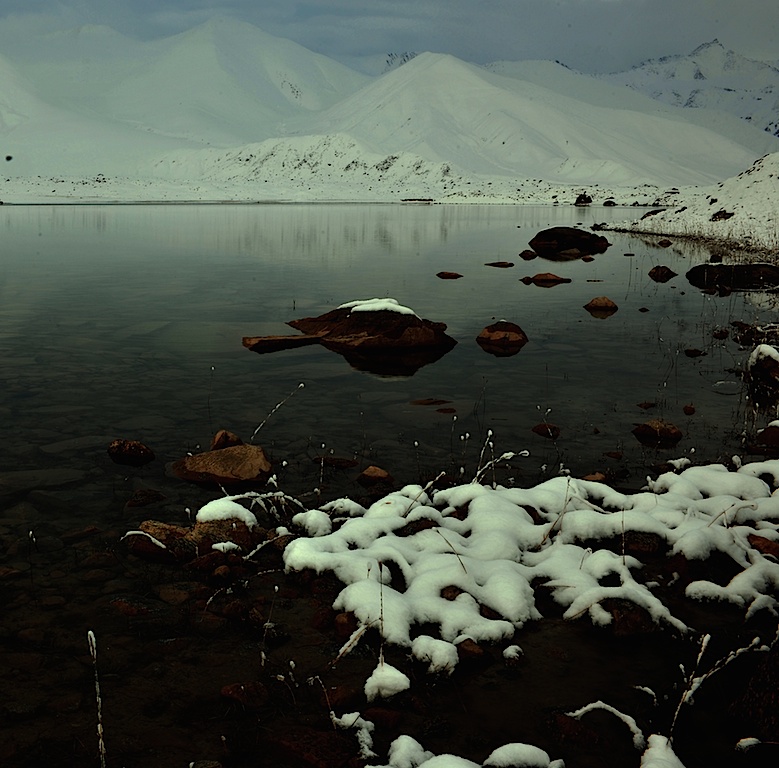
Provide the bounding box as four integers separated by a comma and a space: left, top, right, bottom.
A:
0, 203, 772, 496
1, 203, 776, 767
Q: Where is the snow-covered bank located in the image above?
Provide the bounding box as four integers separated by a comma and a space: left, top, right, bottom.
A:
605, 152, 779, 255
186, 455, 779, 768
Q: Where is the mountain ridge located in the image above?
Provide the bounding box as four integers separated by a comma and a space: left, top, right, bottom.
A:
1, 19, 778, 194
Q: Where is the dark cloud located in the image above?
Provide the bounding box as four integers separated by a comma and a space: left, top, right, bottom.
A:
0, 0, 776, 72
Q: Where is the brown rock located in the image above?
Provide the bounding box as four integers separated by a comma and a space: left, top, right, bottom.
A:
658, 238, 673, 247
485, 261, 515, 268
456, 637, 485, 662
334, 611, 359, 640
519, 249, 537, 260
241, 334, 323, 353
210, 429, 243, 450
648, 265, 677, 283
748, 534, 779, 558
123, 525, 189, 564
107, 439, 155, 467
632, 418, 683, 448
358, 465, 394, 487
683, 404, 696, 416
684, 348, 706, 358
171, 443, 272, 485
187, 519, 258, 554
287, 304, 455, 350
520, 272, 571, 287
583, 296, 618, 317
436, 271, 463, 279
476, 320, 529, 356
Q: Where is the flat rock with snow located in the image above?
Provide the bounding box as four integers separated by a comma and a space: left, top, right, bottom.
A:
244, 298, 457, 376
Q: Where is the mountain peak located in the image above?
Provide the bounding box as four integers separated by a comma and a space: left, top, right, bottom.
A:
690, 39, 724, 55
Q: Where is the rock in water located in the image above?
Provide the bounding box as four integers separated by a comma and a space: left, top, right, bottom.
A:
476, 321, 529, 356
107, 439, 155, 467
245, 298, 456, 376
528, 226, 611, 259
171, 444, 272, 485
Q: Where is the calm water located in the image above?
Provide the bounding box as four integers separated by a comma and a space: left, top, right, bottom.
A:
1, 203, 774, 768
1, 203, 774, 497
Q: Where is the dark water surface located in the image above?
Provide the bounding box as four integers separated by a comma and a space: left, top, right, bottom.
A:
1, 204, 775, 767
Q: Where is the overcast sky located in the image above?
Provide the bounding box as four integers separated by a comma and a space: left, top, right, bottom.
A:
1, 0, 776, 73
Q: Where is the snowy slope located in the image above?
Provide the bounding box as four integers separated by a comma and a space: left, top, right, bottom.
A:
307, 52, 770, 187
2, 17, 369, 147
607, 152, 779, 253
0, 53, 196, 177
601, 40, 779, 138
487, 58, 778, 159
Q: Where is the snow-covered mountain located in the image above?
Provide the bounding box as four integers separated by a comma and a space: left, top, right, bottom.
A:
601, 40, 779, 138
1, 19, 778, 199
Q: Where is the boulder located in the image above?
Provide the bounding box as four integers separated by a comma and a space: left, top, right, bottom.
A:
528, 226, 611, 259
574, 193, 592, 206
583, 296, 619, 318
245, 298, 456, 376
648, 265, 677, 283
171, 444, 272, 485
476, 321, 529, 356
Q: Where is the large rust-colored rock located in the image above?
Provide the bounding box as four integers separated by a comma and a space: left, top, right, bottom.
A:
171, 444, 272, 485
244, 301, 457, 376
476, 321, 529, 356
528, 226, 611, 258
288, 306, 455, 351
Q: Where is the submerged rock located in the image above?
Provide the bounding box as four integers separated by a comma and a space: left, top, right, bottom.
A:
107, 439, 155, 467
632, 419, 683, 448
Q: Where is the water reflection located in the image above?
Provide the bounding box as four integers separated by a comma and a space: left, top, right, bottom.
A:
1, 203, 777, 493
